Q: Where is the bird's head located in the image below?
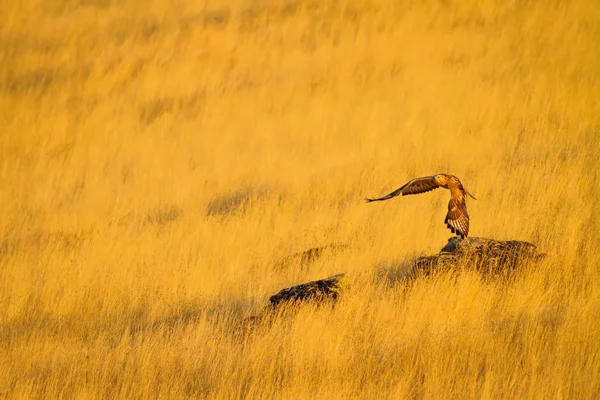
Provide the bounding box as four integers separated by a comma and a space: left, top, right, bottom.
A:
433, 174, 448, 185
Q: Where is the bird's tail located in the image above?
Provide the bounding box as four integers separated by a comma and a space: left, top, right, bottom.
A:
465, 189, 477, 200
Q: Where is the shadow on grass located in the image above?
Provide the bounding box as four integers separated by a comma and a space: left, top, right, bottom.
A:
206, 187, 269, 217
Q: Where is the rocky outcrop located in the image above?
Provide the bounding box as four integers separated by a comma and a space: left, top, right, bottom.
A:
268, 273, 345, 308
238, 273, 345, 334
411, 237, 546, 277
249, 237, 546, 319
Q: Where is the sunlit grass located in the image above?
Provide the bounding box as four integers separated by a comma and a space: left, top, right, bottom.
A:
1, 0, 599, 397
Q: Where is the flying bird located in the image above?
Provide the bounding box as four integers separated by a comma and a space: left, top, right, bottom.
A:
365, 174, 477, 238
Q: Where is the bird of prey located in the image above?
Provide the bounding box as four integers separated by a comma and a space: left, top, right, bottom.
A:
365, 174, 477, 238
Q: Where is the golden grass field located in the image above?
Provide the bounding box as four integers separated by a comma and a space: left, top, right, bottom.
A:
2, 0, 600, 398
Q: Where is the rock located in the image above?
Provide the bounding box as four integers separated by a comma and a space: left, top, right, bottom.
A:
269, 273, 345, 308
241, 237, 546, 328
411, 237, 546, 277
236, 273, 346, 335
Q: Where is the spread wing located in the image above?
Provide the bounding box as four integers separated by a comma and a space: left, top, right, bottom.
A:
365, 176, 440, 202
445, 197, 470, 238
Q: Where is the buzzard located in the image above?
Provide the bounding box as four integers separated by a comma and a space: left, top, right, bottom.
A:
365, 174, 477, 238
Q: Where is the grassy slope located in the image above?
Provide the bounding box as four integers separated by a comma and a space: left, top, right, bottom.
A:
1, 0, 599, 398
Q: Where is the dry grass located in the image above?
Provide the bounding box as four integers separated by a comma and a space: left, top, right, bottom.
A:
1, 0, 600, 398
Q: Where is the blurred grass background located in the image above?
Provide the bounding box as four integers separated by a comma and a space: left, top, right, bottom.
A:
1, 0, 599, 398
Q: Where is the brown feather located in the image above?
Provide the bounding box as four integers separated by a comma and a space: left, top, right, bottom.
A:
366, 173, 474, 238
365, 176, 439, 202
445, 197, 470, 238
